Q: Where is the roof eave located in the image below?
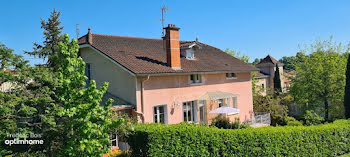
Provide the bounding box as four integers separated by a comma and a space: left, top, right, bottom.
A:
135, 69, 260, 77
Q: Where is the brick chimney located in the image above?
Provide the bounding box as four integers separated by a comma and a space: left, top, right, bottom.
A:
87, 28, 93, 45
164, 24, 181, 70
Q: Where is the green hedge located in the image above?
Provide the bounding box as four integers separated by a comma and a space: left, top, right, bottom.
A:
128, 120, 350, 157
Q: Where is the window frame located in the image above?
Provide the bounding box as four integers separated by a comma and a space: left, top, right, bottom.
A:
110, 133, 118, 147
185, 49, 195, 60
190, 74, 202, 84
153, 105, 167, 124
183, 101, 197, 122
199, 100, 206, 124
85, 63, 92, 87
225, 73, 237, 79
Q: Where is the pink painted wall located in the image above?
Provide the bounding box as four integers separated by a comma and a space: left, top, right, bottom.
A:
136, 72, 254, 124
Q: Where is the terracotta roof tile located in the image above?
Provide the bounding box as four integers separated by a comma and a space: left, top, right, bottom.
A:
256, 55, 282, 66
78, 33, 258, 75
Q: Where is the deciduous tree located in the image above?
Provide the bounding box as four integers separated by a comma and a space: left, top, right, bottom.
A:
290, 38, 348, 121
53, 34, 123, 156
225, 48, 250, 63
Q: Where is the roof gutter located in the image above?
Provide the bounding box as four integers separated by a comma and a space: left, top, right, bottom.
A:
135, 70, 260, 77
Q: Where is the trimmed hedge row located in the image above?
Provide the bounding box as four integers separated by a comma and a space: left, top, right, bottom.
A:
128, 120, 350, 157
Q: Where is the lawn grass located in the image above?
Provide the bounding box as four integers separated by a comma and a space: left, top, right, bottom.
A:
339, 153, 350, 157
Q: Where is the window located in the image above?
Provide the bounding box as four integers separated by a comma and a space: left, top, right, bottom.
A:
85, 63, 92, 87
186, 49, 195, 59
226, 73, 237, 79
190, 74, 202, 84
183, 101, 197, 122
199, 100, 206, 124
218, 99, 224, 107
232, 97, 237, 108
262, 84, 265, 89
110, 133, 118, 147
154, 105, 167, 124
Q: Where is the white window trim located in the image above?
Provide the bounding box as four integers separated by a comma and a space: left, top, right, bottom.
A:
153, 105, 168, 124
185, 49, 195, 60
183, 101, 197, 123
199, 100, 206, 124
110, 133, 118, 147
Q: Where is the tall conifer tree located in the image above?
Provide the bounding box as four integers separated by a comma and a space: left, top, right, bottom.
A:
274, 64, 282, 93
25, 9, 63, 67
345, 53, 350, 118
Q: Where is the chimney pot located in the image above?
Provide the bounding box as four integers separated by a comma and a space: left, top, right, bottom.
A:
87, 27, 92, 45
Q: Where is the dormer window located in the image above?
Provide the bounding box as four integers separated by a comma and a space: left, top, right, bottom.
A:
182, 42, 202, 60
226, 73, 237, 79
186, 49, 195, 60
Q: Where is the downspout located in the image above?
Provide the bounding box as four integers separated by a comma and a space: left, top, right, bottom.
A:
140, 75, 150, 123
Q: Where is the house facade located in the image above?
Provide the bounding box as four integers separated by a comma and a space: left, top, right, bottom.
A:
254, 55, 289, 95
78, 24, 258, 125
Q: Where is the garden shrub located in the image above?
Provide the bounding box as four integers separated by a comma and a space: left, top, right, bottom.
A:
128, 120, 350, 157
304, 110, 324, 125
283, 116, 303, 126
211, 116, 231, 129
287, 120, 303, 126
211, 116, 242, 129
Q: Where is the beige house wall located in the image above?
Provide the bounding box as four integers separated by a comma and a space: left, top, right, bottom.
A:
79, 47, 137, 105
255, 77, 269, 95
256, 64, 284, 89
0, 82, 12, 92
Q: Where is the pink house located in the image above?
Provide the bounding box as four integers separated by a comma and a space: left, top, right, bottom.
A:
78, 24, 258, 125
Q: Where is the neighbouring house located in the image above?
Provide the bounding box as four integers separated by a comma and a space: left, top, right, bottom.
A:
254, 55, 290, 95
78, 24, 258, 127
0, 68, 16, 92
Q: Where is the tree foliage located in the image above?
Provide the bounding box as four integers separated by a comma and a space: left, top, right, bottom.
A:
251, 58, 260, 66
290, 38, 348, 121
253, 93, 291, 125
345, 52, 350, 118
279, 52, 307, 71
0, 35, 122, 156
25, 9, 63, 67
0, 42, 57, 155
52, 34, 123, 156
225, 48, 250, 63
273, 64, 282, 93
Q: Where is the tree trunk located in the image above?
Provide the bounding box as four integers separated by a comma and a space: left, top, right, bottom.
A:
324, 99, 329, 121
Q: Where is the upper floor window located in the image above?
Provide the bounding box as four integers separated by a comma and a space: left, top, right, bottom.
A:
186, 49, 195, 60
226, 73, 237, 79
190, 74, 202, 84
85, 63, 92, 87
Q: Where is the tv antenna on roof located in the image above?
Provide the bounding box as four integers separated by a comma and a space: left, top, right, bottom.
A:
76, 24, 87, 39
158, 5, 169, 37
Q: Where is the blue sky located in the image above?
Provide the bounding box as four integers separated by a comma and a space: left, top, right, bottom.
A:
1, 0, 350, 65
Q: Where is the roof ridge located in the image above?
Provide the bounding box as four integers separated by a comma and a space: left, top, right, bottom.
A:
91, 33, 163, 41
